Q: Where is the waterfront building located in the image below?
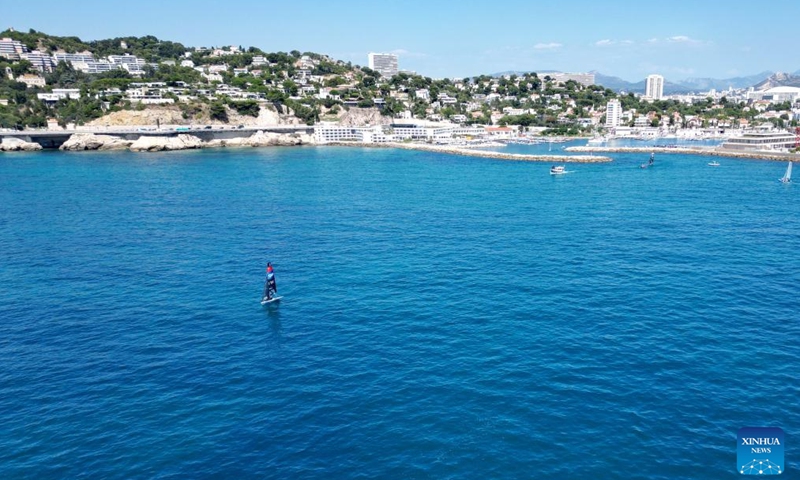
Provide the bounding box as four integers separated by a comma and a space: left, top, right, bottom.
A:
646, 74, 664, 100
721, 130, 798, 152
367, 53, 399, 78
605, 99, 622, 127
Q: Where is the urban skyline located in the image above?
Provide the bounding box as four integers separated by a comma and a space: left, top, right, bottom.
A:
4, 0, 800, 82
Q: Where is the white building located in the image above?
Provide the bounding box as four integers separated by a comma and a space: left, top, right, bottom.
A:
646, 74, 664, 100
53, 52, 95, 64
20, 51, 54, 72
37, 88, 81, 103
605, 99, 622, 127
0, 37, 27, 59
367, 52, 398, 78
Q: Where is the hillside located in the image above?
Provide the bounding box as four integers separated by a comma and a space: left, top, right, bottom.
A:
753, 72, 800, 90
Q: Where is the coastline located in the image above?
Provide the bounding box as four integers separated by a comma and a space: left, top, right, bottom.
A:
565, 145, 800, 162
0, 131, 612, 163
7, 130, 798, 163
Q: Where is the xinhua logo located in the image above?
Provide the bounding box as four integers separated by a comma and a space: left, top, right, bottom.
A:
737, 427, 784, 475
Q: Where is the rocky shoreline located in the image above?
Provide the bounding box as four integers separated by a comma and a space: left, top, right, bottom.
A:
56, 131, 316, 152
565, 145, 800, 162
0, 137, 43, 152
329, 141, 613, 163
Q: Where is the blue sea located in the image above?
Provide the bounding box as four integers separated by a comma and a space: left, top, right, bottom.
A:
1, 146, 798, 478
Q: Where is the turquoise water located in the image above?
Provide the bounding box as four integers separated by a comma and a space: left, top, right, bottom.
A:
1, 147, 798, 478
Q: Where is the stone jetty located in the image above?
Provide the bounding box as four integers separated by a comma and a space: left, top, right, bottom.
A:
331, 141, 612, 163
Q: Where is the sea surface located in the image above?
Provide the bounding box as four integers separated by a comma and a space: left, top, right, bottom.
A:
1, 146, 798, 479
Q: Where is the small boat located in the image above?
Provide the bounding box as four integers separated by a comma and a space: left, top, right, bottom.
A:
550, 165, 571, 175
261, 262, 283, 305
780, 161, 792, 183
708, 161, 720, 167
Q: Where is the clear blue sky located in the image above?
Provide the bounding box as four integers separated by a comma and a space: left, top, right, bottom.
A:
5, 0, 799, 81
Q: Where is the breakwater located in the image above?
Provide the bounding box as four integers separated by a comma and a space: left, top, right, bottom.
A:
565, 145, 800, 162
330, 141, 612, 163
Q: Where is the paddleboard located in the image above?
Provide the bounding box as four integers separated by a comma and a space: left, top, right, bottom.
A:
261, 296, 283, 305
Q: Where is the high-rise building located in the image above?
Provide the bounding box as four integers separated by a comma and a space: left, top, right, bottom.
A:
646, 74, 664, 100
367, 53, 398, 78
605, 99, 622, 127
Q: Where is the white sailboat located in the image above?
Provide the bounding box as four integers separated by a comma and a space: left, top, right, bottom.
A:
780, 161, 792, 183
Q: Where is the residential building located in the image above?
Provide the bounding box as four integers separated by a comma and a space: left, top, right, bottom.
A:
605, 99, 622, 127
53, 52, 95, 64
108, 54, 146, 67
20, 51, 54, 72
0, 37, 27, 59
367, 52, 398, 78
645, 74, 664, 100
37, 88, 81, 103
17, 74, 46, 88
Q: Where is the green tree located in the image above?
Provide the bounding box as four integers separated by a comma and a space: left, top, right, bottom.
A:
209, 101, 228, 122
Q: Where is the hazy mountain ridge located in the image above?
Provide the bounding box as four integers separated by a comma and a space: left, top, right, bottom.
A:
492, 69, 792, 94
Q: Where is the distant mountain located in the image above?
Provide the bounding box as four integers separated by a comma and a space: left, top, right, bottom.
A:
752, 72, 800, 90
491, 69, 784, 94
678, 71, 773, 91
591, 72, 691, 95
594, 71, 783, 94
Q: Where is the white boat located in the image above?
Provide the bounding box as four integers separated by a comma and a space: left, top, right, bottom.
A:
780, 161, 793, 183
708, 161, 720, 167
550, 165, 571, 175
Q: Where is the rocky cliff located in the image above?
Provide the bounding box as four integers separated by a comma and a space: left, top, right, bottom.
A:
206, 131, 315, 148
0, 137, 43, 152
336, 107, 391, 127
56, 131, 315, 152
129, 134, 205, 152
60, 133, 133, 151
85, 104, 300, 127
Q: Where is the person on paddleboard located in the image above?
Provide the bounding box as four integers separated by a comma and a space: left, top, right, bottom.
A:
264, 262, 277, 300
